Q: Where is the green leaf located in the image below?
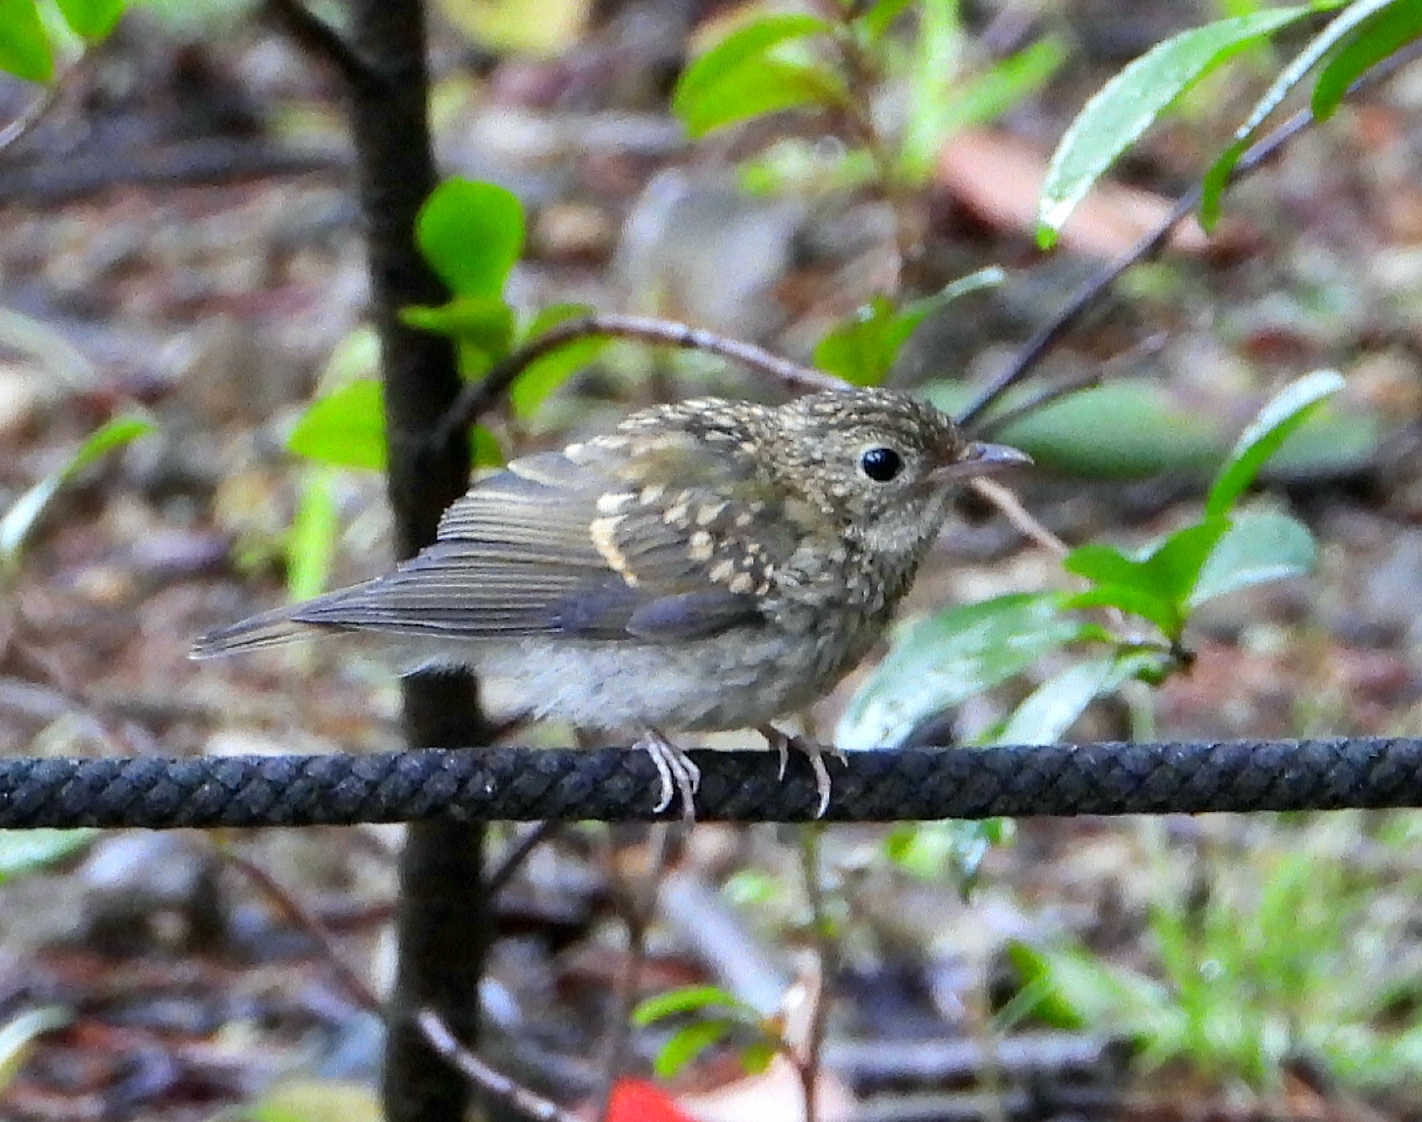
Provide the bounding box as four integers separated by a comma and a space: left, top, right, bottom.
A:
286, 468, 340, 602
54, 0, 123, 39
1011, 942, 1175, 1037
998, 654, 1118, 746
671, 13, 843, 137
654, 1019, 734, 1079
0, 415, 153, 571
0, 829, 97, 881
1036, 7, 1310, 246
1064, 519, 1229, 640
1205, 369, 1344, 518
934, 36, 1066, 138
401, 297, 514, 352
1063, 541, 1146, 589
1146, 517, 1232, 604
813, 269, 1002, 387
884, 819, 1001, 882
970, 383, 1229, 480
401, 296, 515, 380
509, 303, 607, 420
0, 1007, 71, 1091
287, 380, 386, 471
470, 425, 504, 469
1062, 584, 1181, 639
855, 0, 913, 42
0, 0, 52, 82
1189, 507, 1315, 606
813, 297, 900, 386
632, 984, 750, 1026
1200, 0, 1394, 229
836, 593, 1083, 752
415, 178, 524, 300
1312, 0, 1422, 120
739, 1038, 777, 1075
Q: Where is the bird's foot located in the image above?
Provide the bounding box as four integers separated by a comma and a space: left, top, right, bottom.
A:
636, 728, 701, 823
759, 725, 846, 818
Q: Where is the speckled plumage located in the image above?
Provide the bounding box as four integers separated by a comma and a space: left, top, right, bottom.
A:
193, 388, 1028, 816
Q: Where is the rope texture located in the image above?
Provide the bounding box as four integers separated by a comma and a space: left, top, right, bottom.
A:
1, 737, 1419, 828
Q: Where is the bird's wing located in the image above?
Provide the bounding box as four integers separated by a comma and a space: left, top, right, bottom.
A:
235, 435, 800, 648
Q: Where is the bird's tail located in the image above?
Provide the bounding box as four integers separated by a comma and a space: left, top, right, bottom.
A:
189, 590, 351, 658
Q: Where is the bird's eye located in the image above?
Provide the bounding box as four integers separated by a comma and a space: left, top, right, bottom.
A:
859, 446, 903, 482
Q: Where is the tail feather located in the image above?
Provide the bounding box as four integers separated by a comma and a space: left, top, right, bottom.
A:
190, 590, 355, 658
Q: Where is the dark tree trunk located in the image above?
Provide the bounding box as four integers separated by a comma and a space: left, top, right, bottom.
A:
343, 3, 494, 1119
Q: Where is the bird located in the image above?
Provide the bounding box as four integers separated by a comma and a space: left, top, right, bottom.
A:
192, 388, 1029, 819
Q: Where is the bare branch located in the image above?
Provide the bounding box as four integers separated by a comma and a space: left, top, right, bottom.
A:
265, 0, 371, 88
222, 848, 382, 1012
417, 1009, 582, 1122
435, 313, 846, 446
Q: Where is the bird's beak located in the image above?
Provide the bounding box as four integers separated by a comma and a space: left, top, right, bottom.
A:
930, 441, 1032, 482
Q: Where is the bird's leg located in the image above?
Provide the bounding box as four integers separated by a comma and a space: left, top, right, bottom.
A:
758, 725, 846, 818
635, 728, 701, 823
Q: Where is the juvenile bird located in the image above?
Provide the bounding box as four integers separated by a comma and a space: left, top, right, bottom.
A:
192, 389, 1028, 818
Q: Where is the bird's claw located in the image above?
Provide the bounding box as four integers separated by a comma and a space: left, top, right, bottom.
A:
760, 725, 844, 818
637, 729, 700, 823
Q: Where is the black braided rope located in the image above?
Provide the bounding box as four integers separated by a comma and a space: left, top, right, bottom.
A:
1, 737, 1420, 828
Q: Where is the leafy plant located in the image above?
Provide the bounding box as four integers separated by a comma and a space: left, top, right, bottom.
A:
1011, 815, 1422, 1089
0, 415, 154, 577
672, 1, 1064, 195
1038, 0, 1422, 242
631, 985, 780, 1079
289, 178, 608, 478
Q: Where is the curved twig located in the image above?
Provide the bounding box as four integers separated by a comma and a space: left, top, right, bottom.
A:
434, 313, 846, 446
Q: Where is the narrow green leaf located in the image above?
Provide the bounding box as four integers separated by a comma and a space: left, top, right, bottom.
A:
998, 654, 1117, 746
935, 36, 1066, 137
1205, 369, 1344, 517
0, 1007, 71, 1091
415, 178, 524, 300
0, 829, 97, 881
855, 0, 913, 42
900, 266, 1005, 328
1312, 0, 1422, 120
0, 0, 52, 83
1200, 0, 1394, 229
54, 0, 123, 39
509, 303, 607, 420
1189, 507, 1315, 606
286, 468, 340, 602
1037, 7, 1309, 246
632, 985, 748, 1026
0, 416, 153, 570
814, 269, 1003, 387
671, 13, 843, 137
897, 0, 963, 183
654, 1019, 734, 1079
287, 380, 386, 471
836, 593, 1082, 752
